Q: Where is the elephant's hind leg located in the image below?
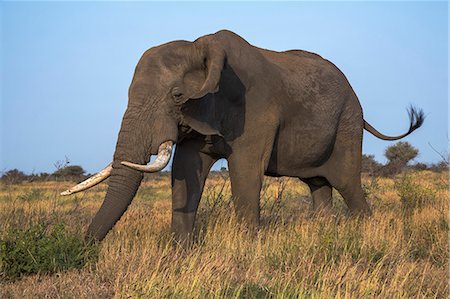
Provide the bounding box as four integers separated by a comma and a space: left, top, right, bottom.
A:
325, 143, 371, 216
171, 139, 217, 246
304, 177, 333, 212
324, 99, 371, 216
333, 180, 371, 216
326, 156, 371, 216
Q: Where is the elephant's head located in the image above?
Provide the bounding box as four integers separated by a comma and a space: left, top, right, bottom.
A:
61, 34, 229, 241
115, 37, 226, 170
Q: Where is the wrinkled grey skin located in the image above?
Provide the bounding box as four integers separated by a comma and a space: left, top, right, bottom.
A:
86, 30, 424, 243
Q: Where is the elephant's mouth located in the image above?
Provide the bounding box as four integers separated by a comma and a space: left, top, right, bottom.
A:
60, 140, 174, 196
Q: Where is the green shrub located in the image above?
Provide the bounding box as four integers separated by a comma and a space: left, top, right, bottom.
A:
0, 222, 98, 279
18, 188, 45, 201
395, 175, 440, 257
396, 175, 436, 214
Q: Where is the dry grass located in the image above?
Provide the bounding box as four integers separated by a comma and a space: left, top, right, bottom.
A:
0, 171, 448, 298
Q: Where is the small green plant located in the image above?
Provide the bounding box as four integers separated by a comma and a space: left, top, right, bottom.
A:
396, 175, 437, 243
18, 188, 45, 201
362, 176, 380, 203
396, 175, 436, 214
0, 222, 98, 279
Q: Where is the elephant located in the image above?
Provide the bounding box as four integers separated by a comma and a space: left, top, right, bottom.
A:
62, 30, 424, 243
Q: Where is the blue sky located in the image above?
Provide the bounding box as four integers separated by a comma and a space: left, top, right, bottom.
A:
1, 1, 448, 174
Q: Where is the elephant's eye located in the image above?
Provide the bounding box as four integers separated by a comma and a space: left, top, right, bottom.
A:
171, 87, 184, 102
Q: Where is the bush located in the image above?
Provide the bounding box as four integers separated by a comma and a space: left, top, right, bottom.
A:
385, 141, 419, 164
382, 142, 419, 176
52, 165, 86, 181
395, 175, 436, 241
1, 169, 28, 184
361, 154, 382, 174
0, 222, 98, 279
429, 161, 449, 173
396, 175, 436, 213
28, 172, 51, 182
411, 162, 428, 171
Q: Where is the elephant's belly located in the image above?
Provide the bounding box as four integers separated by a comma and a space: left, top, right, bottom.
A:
266, 123, 336, 177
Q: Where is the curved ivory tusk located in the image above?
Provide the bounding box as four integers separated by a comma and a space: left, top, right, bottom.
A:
121, 141, 173, 173
60, 163, 113, 196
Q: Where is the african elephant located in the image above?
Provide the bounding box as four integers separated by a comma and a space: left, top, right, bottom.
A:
62, 30, 424, 243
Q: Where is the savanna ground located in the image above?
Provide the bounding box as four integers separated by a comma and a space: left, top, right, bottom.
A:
0, 170, 448, 298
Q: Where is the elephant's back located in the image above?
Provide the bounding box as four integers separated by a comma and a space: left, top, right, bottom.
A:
283, 49, 323, 60
259, 48, 361, 174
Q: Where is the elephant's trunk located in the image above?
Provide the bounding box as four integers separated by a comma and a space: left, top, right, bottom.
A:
83, 93, 179, 241
86, 165, 143, 241
86, 112, 149, 241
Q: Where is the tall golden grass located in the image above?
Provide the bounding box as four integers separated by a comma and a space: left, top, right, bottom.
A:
1, 170, 448, 298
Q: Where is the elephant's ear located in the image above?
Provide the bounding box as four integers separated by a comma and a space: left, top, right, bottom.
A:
190, 38, 226, 99
181, 96, 223, 137
180, 38, 226, 137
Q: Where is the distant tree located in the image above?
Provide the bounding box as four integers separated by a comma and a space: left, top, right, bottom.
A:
28, 172, 51, 182
411, 162, 428, 171
39, 172, 51, 180
382, 142, 419, 176
385, 141, 418, 165
53, 165, 86, 181
219, 167, 229, 179
361, 154, 382, 174
429, 161, 449, 173
1, 169, 28, 184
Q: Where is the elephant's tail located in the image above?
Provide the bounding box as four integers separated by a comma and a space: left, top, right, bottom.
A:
363, 106, 425, 141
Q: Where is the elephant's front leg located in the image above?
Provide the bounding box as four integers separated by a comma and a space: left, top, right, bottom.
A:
171, 139, 217, 246
228, 151, 269, 230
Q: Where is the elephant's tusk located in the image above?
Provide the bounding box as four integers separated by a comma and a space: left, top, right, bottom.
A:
60, 163, 113, 196
121, 141, 173, 173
